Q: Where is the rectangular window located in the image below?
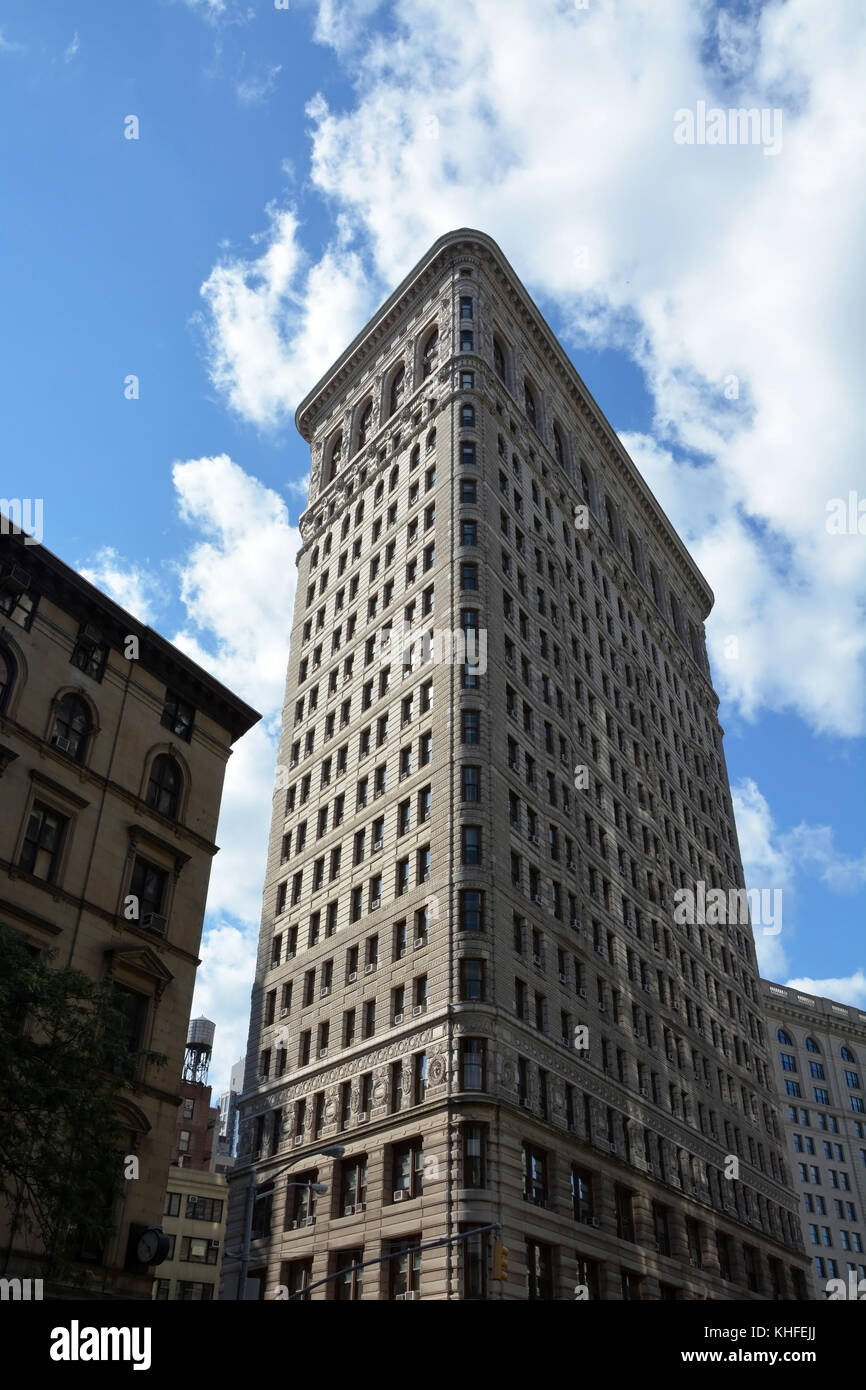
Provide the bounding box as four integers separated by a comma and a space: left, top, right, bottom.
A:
526, 1240, 553, 1300
19, 802, 68, 882
462, 1124, 487, 1189
161, 690, 195, 741
388, 1238, 421, 1299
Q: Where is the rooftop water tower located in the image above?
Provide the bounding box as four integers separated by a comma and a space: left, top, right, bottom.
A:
183, 1016, 215, 1085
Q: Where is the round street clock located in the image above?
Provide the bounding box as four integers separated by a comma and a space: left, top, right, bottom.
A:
126, 1222, 171, 1273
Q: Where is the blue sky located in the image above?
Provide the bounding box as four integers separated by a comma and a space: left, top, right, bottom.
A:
2, 0, 864, 1091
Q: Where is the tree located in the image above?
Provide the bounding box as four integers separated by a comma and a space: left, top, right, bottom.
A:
0, 924, 165, 1282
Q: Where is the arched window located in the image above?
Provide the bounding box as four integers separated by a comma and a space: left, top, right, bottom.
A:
805, 1037, 820, 1054
461, 403, 475, 428
410, 445, 420, 470
146, 754, 182, 820
326, 433, 342, 484
493, 337, 506, 383
52, 694, 92, 763
841, 1046, 856, 1063
552, 424, 564, 466
422, 328, 439, 380
426, 428, 436, 452
357, 400, 373, 450
604, 496, 617, 541
0, 645, 15, 712
388, 365, 405, 418
389, 467, 399, 492
776, 1028, 792, 1046
524, 380, 537, 428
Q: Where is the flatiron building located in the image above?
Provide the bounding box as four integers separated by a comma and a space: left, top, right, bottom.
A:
225, 229, 809, 1301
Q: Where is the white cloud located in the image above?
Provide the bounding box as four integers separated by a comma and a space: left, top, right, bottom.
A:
286, 471, 310, 499
189, 922, 257, 1090
64, 32, 80, 63
197, 0, 866, 737
199, 208, 373, 428
731, 777, 795, 977
0, 27, 25, 54
180, 0, 227, 16
78, 546, 164, 624
783, 970, 866, 1009
731, 777, 866, 979
165, 454, 301, 927
781, 824, 866, 895
235, 62, 281, 106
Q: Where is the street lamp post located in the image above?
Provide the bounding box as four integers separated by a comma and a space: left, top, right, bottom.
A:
235, 1145, 343, 1301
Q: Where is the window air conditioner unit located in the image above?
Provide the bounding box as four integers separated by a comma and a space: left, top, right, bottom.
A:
579, 988, 587, 999
142, 913, 167, 935
364, 964, 375, 974
414, 937, 426, 949
559, 972, 567, 983
318, 1047, 328, 1058
51, 735, 72, 752
519, 1097, 531, 1108
567, 860, 576, 870
412, 1005, 424, 1016
396, 1291, 419, 1301
352, 1202, 366, 1214
640, 1087, 649, 1098
320, 986, 331, 998
582, 929, 591, 939
279, 1007, 289, 1019
667, 1052, 676, 1062
642, 983, 651, 992
209, 1238, 220, 1249
532, 895, 543, 905
393, 1190, 406, 1202
293, 1135, 304, 1146
0, 565, 30, 593
372, 840, 383, 852
529, 834, 539, 845
357, 1112, 368, 1123
393, 1013, 404, 1025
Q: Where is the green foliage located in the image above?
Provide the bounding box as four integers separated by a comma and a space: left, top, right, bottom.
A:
0, 924, 165, 1281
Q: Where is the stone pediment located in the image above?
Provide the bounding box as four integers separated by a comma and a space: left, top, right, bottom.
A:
104, 942, 174, 997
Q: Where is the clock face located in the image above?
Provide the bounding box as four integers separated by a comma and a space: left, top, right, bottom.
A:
136, 1229, 161, 1264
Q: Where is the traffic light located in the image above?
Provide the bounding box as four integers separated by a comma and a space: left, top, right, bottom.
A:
492, 1239, 509, 1280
